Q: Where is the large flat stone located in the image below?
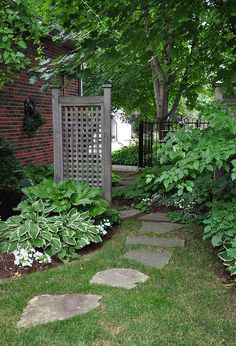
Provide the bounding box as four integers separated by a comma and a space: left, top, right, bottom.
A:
17, 294, 101, 328
126, 236, 185, 248
139, 212, 170, 222
120, 209, 140, 219
123, 250, 172, 269
140, 221, 183, 234
90, 268, 149, 289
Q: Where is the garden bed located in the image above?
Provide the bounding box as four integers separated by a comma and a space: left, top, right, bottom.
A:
0, 225, 118, 280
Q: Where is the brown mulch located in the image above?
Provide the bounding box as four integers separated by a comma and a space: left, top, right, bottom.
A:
0, 253, 60, 279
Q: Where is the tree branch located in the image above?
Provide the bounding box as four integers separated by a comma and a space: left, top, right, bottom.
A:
149, 56, 165, 82
168, 71, 188, 118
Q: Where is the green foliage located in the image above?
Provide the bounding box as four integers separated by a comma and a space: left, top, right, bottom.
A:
18, 179, 109, 219
0, 136, 23, 189
112, 171, 121, 186
24, 164, 54, 185
149, 103, 236, 277
168, 211, 203, 225
0, 204, 100, 262
0, 0, 44, 88
155, 103, 236, 197
101, 208, 121, 225
112, 144, 139, 166
112, 166, 171, 201
36, 1, 235, 117
133, 198, 152, 213
203, 199, 236, 276
0, 179, 119, 261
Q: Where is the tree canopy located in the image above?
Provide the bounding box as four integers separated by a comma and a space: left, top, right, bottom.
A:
1, 0, 235, 119
0, 0, 43, 88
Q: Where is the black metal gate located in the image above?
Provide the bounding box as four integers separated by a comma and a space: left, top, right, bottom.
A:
138, 118, 208, 167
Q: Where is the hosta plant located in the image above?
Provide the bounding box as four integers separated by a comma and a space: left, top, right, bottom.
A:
0, 202, 102, 262
17, 179, 110, 219
203, 199, 236, 276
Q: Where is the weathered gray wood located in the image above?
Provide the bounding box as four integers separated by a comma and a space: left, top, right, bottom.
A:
102, 84, 112, 203
52, 89, 112, 202
59, 96, 103, 105
214, 84, 223, 105
52, 89, 63, 182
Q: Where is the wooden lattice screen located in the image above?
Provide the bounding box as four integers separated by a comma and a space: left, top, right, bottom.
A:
52, 85, 112, 202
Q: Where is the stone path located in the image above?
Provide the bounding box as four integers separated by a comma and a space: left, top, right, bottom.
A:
140, 221, 183, 234
126, 236, 185, 248
90, 268, 149, 289
120, 208, 141, 219
17, 294, 101, 328
123, 250, 172, 269
17, 210, 185, 328
123, 211, 185, 269
139, 212, 170, 222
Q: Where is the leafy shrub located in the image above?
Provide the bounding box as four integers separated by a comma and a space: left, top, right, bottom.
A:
101, 207, 121, 225
0, 179, 120, 262
155, 103, 236, 197
112, 166, 171, 201
112, 171, 122, 186
203, 199, 236, 275
0, 204, 100, 262
0, 136, 23, 190
24, 164, 54, 185
18, 179, 109, 218
133, 198, 152, 213
148, 103, 236, 278
112, 143, 139, 166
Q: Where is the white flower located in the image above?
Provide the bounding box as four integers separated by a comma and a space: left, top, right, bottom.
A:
33, 251, 51, 264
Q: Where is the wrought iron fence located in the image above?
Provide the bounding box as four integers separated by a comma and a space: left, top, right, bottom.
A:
138, 117, 209, 167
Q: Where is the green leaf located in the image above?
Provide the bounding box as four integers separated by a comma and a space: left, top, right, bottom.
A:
76, 238, 90, 249
41, 231, 52, 242
28, 225, 40, 240
63, 236, 76, 245
34, 238, 46, 248
9, 231, 19, 242
90, 234, 102, 243
218, 251, 232, 262
211, 233, 222, 247
50, 237, 62, 254
7, 241, 18, 253
18, 39, 27, 49
227, 247, 236, 259
17, 225, 28, 237
0, 241, 8, 253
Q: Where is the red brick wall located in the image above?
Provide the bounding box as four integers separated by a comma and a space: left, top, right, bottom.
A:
0, 37, 79, 165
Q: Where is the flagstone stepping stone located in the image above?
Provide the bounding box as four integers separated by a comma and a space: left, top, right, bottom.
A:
140, 221, 183, 234
126, 236, 185, 248
139, 212, 170, 222
17, 294, 101, 328
90, 268, 149, 289
120, 208, 140, 219
123, 250, 172, 269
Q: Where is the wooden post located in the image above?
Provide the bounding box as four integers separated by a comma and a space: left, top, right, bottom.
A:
214, 84, 223, 105
139, 121, 144, 167
102, 84, 112, 203
214, 84, 224, 180
52, 88, 63, 183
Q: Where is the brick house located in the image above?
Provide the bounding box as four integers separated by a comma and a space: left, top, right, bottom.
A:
0, 36, 81, 165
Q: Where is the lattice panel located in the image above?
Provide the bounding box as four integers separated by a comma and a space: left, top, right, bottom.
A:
61, 105, 103, 186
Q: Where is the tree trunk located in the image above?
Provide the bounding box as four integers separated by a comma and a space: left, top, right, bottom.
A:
150, 57, 169, 120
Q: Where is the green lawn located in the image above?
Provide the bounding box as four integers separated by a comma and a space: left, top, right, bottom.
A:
0, 220, 235, 346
